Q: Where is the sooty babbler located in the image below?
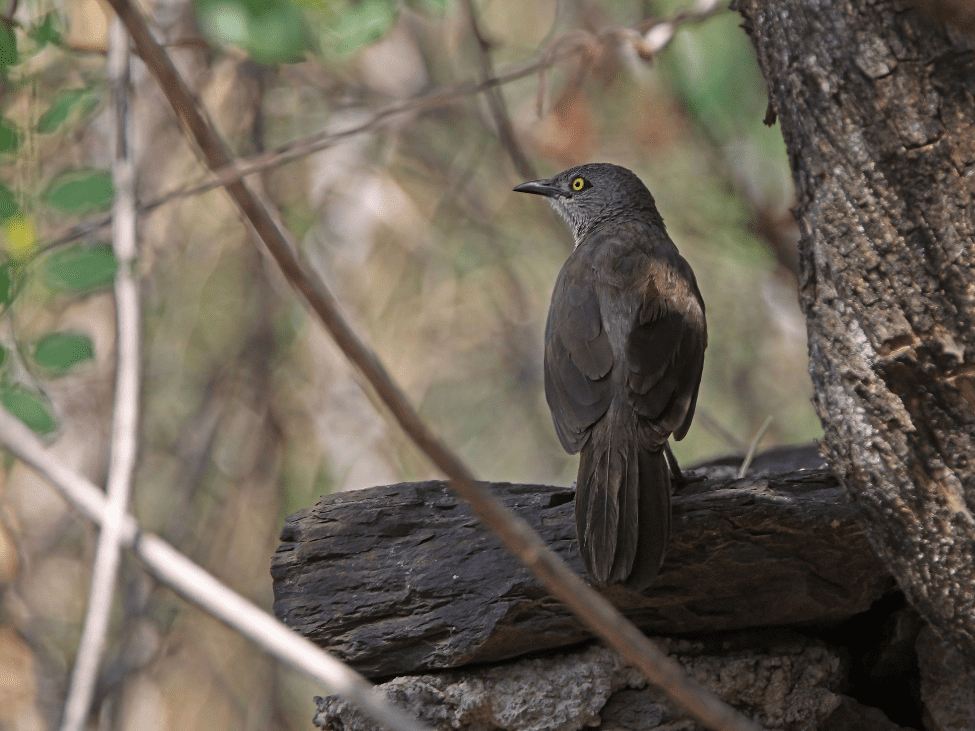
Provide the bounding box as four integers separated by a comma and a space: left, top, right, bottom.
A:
513, 163, 707, 591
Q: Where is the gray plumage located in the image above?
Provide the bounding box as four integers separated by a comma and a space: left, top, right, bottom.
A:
514, 163, 707, 591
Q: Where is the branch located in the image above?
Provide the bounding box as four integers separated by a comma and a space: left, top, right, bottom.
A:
34, 41, 579, 253
637, 0, 727, 52
60, 20, 140, 731
104, 2, 759, 730
0, 409, 431, 731
462, 0, 536, 180
37, 3, 729, 255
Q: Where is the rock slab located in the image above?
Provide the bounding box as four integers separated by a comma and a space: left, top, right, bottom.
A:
272, 468, 891, 678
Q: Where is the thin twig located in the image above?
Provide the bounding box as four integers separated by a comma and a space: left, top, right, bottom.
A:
637, 0, 727, 50
33, 47, 575, 253
36, 0, 729, 255
737, 415, 774, 479
0, 410, 431, 731
462, 0, 536, 180
60, 19, 140, 731
36, 41, 581, 254
105, 2, 760, 729
105, 0, 478, 477
536, 62, 548, 117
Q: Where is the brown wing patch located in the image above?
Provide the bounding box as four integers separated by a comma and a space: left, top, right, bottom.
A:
626, 259, 707, 440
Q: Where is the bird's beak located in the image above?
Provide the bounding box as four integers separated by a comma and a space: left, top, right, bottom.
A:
512, 178, 562, 198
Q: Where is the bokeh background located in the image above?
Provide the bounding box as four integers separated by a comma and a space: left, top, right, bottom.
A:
0, 0, 821, 728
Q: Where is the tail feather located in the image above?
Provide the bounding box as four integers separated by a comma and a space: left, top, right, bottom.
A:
609, 441, 640, 584
576, 445, 619, 585
575, 439, 671, 590
624, 449, 671, 591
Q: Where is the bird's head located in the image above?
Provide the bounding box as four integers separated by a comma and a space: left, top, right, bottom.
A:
513, 163, 661, 247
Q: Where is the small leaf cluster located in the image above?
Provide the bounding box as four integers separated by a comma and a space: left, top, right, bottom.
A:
0, 13, 118, 435
0, 238, 119, 435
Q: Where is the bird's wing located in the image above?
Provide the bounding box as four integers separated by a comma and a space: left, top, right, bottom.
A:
625, 258, 707, 441
544, 256, 614, 454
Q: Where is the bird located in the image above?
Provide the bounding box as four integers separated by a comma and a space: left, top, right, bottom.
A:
513, 163, 706, 591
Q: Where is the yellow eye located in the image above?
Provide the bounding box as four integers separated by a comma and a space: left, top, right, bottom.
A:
571, 176, 586, 191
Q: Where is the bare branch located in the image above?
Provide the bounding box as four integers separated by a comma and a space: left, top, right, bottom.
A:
636, 0, 727, 54
36, 43, 579, 253
104, 0, 479, 478
0, 409, 432, 731
462, 0, 536, 179
38, 3, 729, 255
104, 2, 759, 729
60, 20, 141, 731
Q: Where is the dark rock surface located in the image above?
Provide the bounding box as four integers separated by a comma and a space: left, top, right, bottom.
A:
272, 466, 891, 678
916, 624, 975, 731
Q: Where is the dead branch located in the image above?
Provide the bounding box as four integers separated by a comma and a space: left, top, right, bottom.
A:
37, 4, 728, 254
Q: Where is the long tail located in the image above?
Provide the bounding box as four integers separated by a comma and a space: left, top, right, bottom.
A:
575, 439, 671, 591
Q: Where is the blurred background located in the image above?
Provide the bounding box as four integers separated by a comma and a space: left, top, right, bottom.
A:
0, 0, 820, 728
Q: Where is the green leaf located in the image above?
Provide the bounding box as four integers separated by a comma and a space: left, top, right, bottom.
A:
198, 0, 306, 65
247, 4, 306, 64
42, 244, 118, 292
0, 117, 18, 153
37, 89, 94, 133
29, 13, 62, 48
43, 170, 114, 213
33, 332, 94, 373
0, 23, 17, 69
1, 383, 57, 435
326, 0, 396, 56
0, 183, 18, 222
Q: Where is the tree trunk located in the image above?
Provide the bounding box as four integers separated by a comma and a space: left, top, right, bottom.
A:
734, 0, 975, 662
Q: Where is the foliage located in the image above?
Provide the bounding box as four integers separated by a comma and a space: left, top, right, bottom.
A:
196, 0, 308, 63
42, 244, 118, 292
0, 11, 120, 438
32, 332, 95, 373
37, 88, 100, 133
0, 382, 57, 434
43, 170, 114, 213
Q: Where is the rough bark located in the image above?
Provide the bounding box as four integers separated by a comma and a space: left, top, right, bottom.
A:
272, 464, 891, 678
733, 0, 975, 664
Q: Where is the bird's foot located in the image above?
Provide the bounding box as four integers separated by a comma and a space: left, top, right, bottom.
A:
665, 442, 707, 493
